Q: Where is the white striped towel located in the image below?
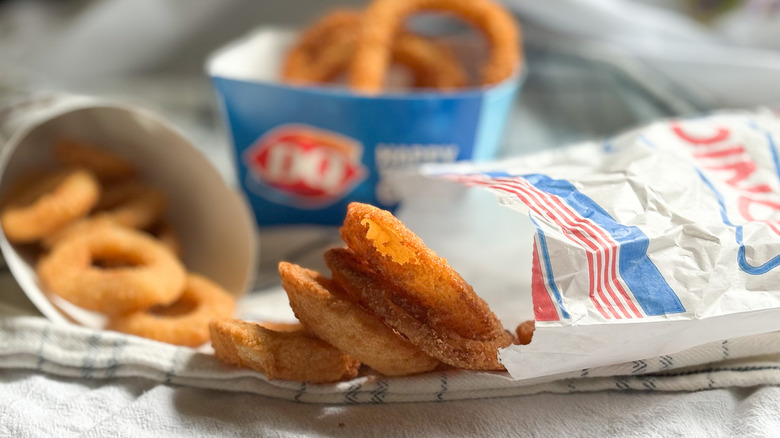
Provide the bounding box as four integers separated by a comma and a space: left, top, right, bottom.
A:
2, 275, 780, 404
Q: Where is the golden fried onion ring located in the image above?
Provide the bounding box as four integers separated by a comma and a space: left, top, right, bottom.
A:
1, 168, 100, 244
108, 274, 235, 347
37, 223, 186, 315
349, 0, 521, 93
282, 9, 360, 84
93, 181, 167, 231
279, 261, 440, 376
326, 247, 511, 370
54, 140, 137, 182
42, 185, 171, 252
209, 318, 361, 384
283, 9, 467, 90
339, 202, 509, 342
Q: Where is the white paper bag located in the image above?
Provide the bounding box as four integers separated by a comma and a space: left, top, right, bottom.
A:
413, 108, 780, 380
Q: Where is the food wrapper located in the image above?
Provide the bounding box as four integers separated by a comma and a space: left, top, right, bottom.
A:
206, 28, 521, 227
0, 93, 258, 329
397, 108, 780, 380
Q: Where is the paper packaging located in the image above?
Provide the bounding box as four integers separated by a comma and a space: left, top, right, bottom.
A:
399, 108, 780, 380
206, 28, 521, 227
0, 93, 258, 329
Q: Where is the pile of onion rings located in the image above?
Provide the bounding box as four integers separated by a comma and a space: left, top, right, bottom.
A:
0, 140, 235, 347
211, 202, 519, 383
280, 0, 522, 93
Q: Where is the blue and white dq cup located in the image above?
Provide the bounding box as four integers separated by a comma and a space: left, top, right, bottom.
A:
207, 29, 522, 227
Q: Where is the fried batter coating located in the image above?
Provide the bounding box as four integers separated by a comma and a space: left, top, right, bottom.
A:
340, 202, 508, 341
209, 319, 361, 384
93, 180, 167, 231
54, 140, 137, 182
283, 9, 360, 84
282, 9, 467, 90
37, 223, 186, 314
108, 274, 235, 347
325, 247, 512, 371
349, 0, 521, 92
258, 321, 307, 332
1, 168, 100, 244
279, 261, 440, 376
390, 32, 468, 90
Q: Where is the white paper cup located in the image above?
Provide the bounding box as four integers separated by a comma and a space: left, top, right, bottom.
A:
0, 93, 258, 328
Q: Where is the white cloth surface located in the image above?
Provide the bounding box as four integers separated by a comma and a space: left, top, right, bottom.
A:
5, 276, 780, 404
1, 366, 775, 438
3, 1, 780, 435
3, 367, 779, 438
3, 270, 780, 436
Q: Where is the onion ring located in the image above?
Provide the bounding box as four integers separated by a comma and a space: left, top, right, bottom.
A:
282, 9, 360, 84
37, 223, 186, 314
40, 179, 168, 248
279, 261, 440, 376
339, 202, 509, 341
325, 247, 510, 370
390, 33, 468, 90
1, 168, 100, 244
107, 274, 235, 347
54, 140, 137, 182
209, 318, 361, 383
93, 181, 167, 230
42, 210, 176, 255
41, 215, 114, 250
282, 9, 467, 90
258, 321, 307, 332
349, 0, 521, 93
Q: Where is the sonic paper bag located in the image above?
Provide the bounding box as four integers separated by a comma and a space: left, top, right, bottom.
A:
418, 109, 780, 380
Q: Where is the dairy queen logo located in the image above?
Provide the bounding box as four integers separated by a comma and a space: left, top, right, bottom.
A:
243, 124, 367, 208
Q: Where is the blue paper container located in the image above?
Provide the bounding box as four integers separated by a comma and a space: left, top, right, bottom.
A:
207, 29, 522, 227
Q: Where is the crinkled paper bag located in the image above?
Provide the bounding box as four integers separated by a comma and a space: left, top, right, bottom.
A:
413, 108, 780, 380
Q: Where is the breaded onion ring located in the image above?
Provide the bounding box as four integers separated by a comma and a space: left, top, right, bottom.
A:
37, 223, 186, 314
41, 215, 115, 250
283, 9, 360, 84
279, 261, 440, 376
258, 321, 307, 332
326, 247, 511, 370
0, 168, 100, 244
283, 9, 467, 90
340, 202, 509, 341
209, 318, 361, 384
41, 179, 168, 248
349, 0, 521, 93
390, 33, 468, 90
54, 140, 137, 182
42, 215, 179, 257
108, 274, 235, 347
93, 181, 167, 230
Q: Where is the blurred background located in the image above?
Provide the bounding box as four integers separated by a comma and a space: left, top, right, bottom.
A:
2, 0, 780, 170
2, 0, 780, 290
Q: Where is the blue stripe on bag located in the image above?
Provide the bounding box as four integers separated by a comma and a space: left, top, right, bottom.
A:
485, 171, 685, 316
524, 174, 685, 316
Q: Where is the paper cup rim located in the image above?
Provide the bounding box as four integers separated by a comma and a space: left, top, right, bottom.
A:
205, 26, 526, 100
